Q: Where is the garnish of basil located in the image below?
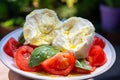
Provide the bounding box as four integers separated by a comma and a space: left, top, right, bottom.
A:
29, 45, 60, 67
75, 59, 92, 70
18, 32, 25, 44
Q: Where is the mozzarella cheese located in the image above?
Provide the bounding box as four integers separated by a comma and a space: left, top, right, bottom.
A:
52, 17, 95, 58
23, 9, 61, 46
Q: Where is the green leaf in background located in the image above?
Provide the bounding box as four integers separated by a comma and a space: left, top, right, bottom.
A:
56, 5, 77, 19
75, 59, 92, 70
0, 17, 24, 28
29, 45, 60, 67
0, 3, 8, 19
104, 0, 120, 7
1, 19, 14, 28
14, 17, 24, 26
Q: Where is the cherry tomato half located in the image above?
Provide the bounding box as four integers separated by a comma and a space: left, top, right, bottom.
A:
93, 35, 106, 49
41, 52, 76, 76
87, 45, 107, 67
4, 37, 18, 57
14, 46, 41, 72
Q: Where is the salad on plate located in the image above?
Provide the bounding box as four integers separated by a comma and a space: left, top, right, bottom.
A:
3, 9, 107, 76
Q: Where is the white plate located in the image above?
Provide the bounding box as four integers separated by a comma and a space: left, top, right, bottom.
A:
0, 28, 116, 80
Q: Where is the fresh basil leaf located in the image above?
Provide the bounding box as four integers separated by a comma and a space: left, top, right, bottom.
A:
29, 45, 60, 67
18, 32, 25, 44
75, 59, 91, 70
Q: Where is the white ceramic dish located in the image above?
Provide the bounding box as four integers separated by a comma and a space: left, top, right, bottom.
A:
0, 28, 116, 80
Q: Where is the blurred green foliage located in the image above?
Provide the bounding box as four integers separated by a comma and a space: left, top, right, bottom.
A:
56, 6, 77, 19
1, 17, 24, 28
0, 0, 101, 29
103, 0, 120, 8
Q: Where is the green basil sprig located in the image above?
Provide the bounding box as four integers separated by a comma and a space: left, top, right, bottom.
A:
29, 45, 60, 67
18, 32, 25, 44
75, 59, 92, 70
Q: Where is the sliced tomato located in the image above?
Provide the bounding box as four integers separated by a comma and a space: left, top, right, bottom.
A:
93, 35, 106, 48
14, 46, 41, 72
4, 37, 18, 57
73, 66, 96, 74
41, 52, 76, 76
87, 45, 107, 67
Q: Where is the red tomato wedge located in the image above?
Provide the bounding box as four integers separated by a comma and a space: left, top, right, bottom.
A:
14, 46, 41, 72
93, 35, 106, 48
73, 66, 96, 74
4, 37, 18, 57
41, 52, 76, 76
87, 45, 107, 67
